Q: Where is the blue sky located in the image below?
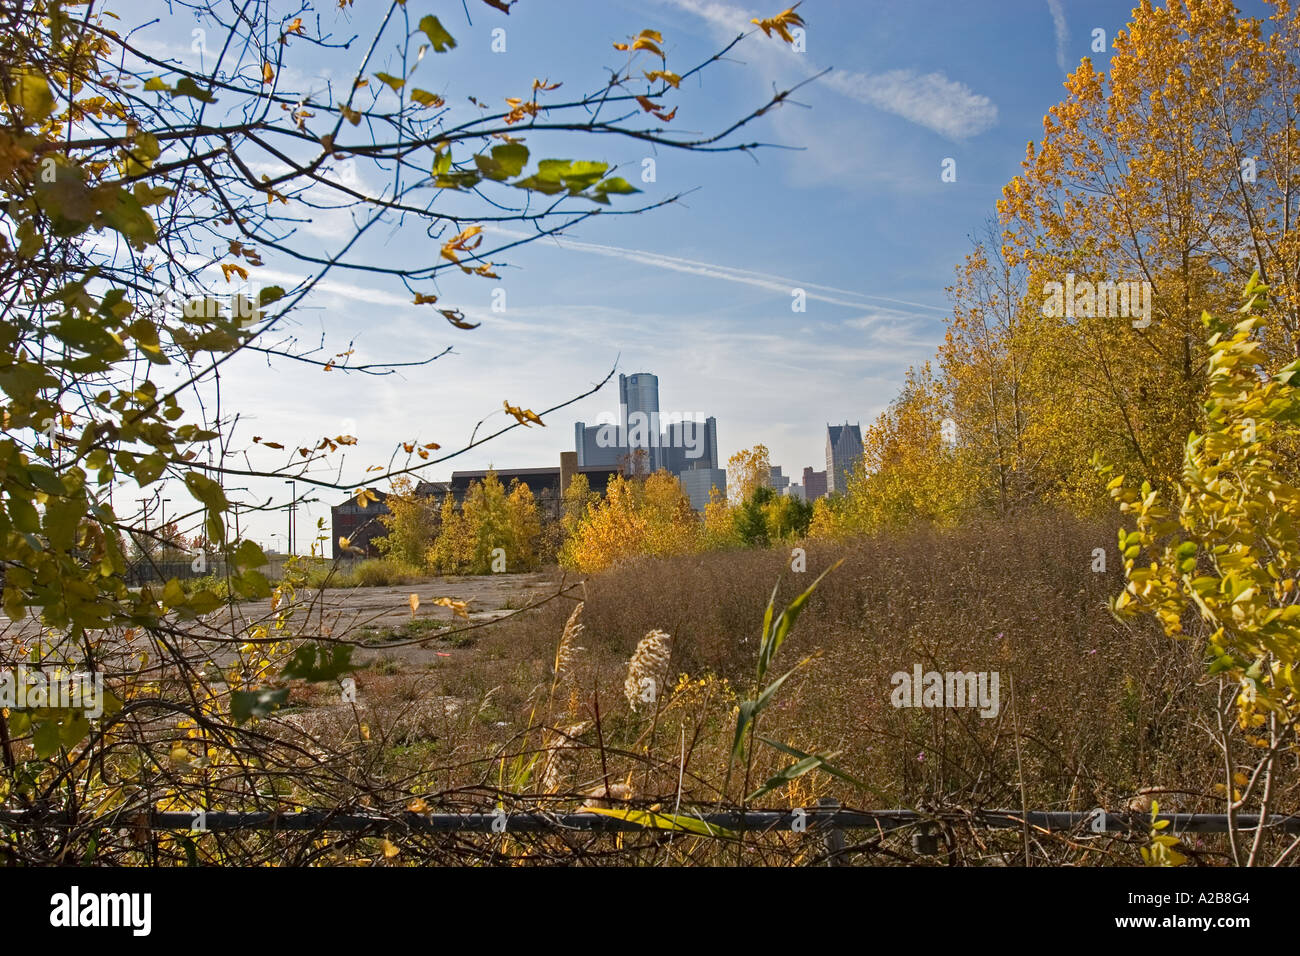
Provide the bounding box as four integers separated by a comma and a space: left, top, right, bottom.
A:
131, 0, 1234, 552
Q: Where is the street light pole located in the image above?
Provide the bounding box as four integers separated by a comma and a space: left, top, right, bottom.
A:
283, 480, 296, 556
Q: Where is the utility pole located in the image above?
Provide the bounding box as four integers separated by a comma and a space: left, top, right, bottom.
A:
283, 480, 296, 556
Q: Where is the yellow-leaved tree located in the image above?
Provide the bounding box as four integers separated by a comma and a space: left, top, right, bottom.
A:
374, 477, 438, 570
561, 471, 699, 573
1099, 276, 1300, 866
727, 444, 771, 503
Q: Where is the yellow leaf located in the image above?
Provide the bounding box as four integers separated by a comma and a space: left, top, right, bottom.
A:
751, 3, 805, 43
440, 309, 479, 329
262, 62, 275, 84
432, 597, 469, 619
440, 225, 484, 264
503, 400, 543, 427
645, 70, 682, 89
631, 37, 663, 55
408, 593, 420, 617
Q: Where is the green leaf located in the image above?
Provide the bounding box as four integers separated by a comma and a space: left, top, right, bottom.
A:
96, 187, 157, 249
474, 143, 529, 181
746, 753, 824, 802
258, 285, 286, 307
35, 165, 94, 232
280, 643, 358, 682
232, 568, 271, 600
126, 131, 161, 172
9, 496, 40, 534
581, 807, 736, 839
184, 471, 229, 512
756, 736, 881, 799
133, 454, 168, 487
6, 71, 55, 123
757, 579, 779, 680
593, 176, 641, 195
163, 578, 187, 609
172, 77, 216, 103
758, 559, 842, 681
233, 538, 268, 569
732, 661, 806, 761
58, 710, 90, 749
32, 718, 62, 759
731, 699, 759, 761
410, 88, 444, 108
434, 169, 481, 190
418, 15, 456, 52
186, 589, 224, 614
230, 688, 290, 724
560, 160, 608, 193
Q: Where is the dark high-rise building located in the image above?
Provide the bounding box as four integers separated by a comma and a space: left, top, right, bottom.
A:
573, 421, 622, 468
802, 466, 827, 501
660, 416, 719, 473
826, 422, 863, 494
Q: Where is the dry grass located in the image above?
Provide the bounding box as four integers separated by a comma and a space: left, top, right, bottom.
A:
29, 510, 1293, 865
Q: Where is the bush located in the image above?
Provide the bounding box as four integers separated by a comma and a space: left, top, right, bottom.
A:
351, 558, 416, 588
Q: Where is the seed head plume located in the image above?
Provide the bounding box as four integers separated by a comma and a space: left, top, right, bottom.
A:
625, 629, 672, 713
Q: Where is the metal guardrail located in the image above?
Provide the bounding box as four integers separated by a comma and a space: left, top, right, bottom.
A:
2, 806, 1296, 834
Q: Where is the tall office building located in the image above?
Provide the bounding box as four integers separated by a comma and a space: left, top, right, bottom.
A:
573, 421, 622, 468
802, 466, 827, 501
679, 466, 727, 511
620, 372, 660, 471
575, 374, 721, 506
661, 416, 719, 473
826, 422, 863, 494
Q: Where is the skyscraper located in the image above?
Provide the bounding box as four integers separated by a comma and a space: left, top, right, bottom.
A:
620, 372, 660, 471
826, 422, 863, 494
678, 466, 727, 511
802, 466, 827, 500
574, 373, 719, 491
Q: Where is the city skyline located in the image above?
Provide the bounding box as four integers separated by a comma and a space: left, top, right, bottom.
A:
112, 0, 1185, 552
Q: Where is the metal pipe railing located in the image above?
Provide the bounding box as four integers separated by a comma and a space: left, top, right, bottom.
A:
1, 807, 1296, 834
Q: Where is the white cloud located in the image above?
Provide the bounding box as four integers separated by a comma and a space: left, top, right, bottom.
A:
488, 226, 947, 316
822, 69, 997, 141
1047, 0, 1069, 72
658, 0, 997, 140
